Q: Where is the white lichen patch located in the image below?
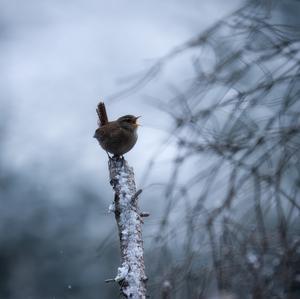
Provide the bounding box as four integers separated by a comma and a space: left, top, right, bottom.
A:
108, 202, 115, 213
109, 159, 146, 298
115, 264, 129, 282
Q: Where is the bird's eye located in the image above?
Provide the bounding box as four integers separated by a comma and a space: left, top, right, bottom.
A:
125, 118, 134, 123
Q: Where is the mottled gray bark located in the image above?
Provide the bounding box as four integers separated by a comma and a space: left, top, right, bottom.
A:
108, 156, 147, 299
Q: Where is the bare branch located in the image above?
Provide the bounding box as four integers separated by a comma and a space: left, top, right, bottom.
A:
109, 157, 147, 298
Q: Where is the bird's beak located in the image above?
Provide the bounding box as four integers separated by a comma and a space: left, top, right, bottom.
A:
134, 116, 141, 127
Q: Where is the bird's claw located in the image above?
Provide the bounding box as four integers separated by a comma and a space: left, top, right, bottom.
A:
106, 151, 113, 160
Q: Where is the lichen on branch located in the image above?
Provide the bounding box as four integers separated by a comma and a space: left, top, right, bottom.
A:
109, 157, 147, 299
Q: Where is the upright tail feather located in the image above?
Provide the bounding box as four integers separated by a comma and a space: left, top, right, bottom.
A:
96, 102, 109, 126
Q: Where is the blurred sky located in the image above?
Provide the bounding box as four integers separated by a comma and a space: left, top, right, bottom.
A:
0, 0, 242, 203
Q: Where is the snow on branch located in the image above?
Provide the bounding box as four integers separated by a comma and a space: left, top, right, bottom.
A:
108, 156, 147, 298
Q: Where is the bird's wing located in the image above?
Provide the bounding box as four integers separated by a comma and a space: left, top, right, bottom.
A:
94, 123, 122, 142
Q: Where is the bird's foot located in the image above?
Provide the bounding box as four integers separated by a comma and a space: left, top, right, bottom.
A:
111, 155, 125, 167
111, 154, 124, 159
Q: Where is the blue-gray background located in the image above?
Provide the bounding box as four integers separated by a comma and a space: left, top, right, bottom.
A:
0, 1, 243, 298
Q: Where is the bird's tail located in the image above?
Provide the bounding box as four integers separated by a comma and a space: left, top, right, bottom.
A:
96, 102, 109, 127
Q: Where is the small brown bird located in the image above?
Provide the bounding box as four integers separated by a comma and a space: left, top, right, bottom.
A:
94, 102, 140, 156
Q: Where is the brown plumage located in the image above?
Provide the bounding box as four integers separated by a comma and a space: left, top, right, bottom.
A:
94, 102, 140, 156
96, 102, 109, 127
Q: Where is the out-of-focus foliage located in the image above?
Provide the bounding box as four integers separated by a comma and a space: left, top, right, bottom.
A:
139, 1, 300, 298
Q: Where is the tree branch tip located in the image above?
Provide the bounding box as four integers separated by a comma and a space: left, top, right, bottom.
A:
140, 212, 150, 217
105, 278, 116, 283
132, 189, 143, 200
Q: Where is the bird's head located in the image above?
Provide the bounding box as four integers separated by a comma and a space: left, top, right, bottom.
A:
117, 115, 141, 131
